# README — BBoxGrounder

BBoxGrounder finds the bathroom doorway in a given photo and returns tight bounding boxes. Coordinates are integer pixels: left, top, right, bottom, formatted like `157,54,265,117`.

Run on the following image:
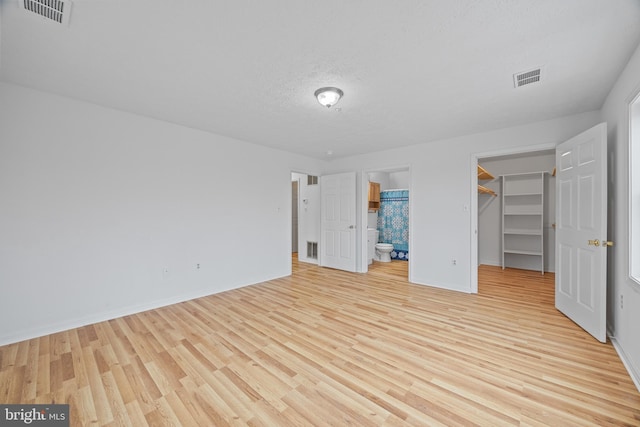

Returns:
361,166,411,280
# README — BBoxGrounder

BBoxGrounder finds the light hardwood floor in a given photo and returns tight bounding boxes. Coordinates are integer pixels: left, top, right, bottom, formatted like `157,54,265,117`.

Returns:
1,259,639,426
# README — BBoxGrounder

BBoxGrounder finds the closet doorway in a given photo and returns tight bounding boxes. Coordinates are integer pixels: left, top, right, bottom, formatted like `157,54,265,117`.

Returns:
474,147,556,293
477,150,556,272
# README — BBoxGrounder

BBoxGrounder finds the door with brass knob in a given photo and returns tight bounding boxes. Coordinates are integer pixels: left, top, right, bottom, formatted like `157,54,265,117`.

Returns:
555,122,608,343
587,239,614,247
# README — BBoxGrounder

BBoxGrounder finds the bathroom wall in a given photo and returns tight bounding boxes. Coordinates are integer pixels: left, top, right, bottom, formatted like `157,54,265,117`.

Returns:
368,172,390,189
389,171,409,189
367,172,387,229
367,170,410,229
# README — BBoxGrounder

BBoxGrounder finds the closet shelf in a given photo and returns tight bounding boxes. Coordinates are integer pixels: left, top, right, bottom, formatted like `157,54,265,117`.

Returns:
504,228,543,235
504,249,543,256
501,172,545,274
477,165,495,180
478,184,497,196
504,192,543,197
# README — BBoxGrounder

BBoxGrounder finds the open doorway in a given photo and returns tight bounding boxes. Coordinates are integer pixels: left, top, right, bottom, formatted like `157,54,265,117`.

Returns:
362,166,411,280
291,172,320,268
477,150,556,272
472,124,609,342
471,144,556,293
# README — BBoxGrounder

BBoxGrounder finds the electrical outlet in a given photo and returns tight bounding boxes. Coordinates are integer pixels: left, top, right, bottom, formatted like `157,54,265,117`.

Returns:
162,267,170,279
452,259,457,265
196,263,200,270
620,294,624,309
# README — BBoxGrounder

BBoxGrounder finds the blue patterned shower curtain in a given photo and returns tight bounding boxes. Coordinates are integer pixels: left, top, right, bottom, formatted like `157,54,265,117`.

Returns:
377,189,409,260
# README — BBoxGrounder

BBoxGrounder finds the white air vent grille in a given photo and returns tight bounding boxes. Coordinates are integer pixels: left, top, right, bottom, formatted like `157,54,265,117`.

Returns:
307,242,318,260
514,68,541,88
20,0,72,25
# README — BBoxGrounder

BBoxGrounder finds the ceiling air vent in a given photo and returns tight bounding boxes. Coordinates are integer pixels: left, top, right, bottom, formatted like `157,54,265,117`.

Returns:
513,68,542,88
19,0,72,26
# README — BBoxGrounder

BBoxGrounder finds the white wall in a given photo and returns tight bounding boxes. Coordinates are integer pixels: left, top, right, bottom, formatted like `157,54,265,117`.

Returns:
367,172,390,190
326,111,600,292
389,171,409,189
601,41,640,389
478,153,556,271
0,82,322,345
367,170,410,191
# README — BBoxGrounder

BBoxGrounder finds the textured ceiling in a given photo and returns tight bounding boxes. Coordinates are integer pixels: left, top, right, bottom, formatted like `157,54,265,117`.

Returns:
1,0,640,159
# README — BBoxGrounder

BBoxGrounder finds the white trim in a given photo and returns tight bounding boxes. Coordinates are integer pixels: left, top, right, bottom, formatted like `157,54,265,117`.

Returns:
470,156,478,293
628,90,640,287
0,276,280,346
611,336,640,393
360,171,369,273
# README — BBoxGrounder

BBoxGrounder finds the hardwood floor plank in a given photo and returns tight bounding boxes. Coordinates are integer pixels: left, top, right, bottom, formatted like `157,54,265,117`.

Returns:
121,361,157,415
75,385,99,426
100,371,130,427
82,346,113,423
280,386,344,427
122,401,147,427
1,259,639,425
195,384,239,426
110,364,136,406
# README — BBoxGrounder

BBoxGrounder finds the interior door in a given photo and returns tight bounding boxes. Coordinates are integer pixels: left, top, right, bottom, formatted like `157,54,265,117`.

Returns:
555,123,608,342
320,172,357,272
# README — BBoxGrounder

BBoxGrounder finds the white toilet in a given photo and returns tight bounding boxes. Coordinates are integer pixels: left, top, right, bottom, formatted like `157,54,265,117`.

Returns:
375,243,394,262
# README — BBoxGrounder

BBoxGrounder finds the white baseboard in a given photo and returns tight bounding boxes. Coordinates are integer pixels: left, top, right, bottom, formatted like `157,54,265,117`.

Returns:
610,336,640,393
478,259,501,267
0,275,284,347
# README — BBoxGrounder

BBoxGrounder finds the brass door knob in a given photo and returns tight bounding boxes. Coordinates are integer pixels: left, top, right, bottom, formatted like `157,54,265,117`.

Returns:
588,239,600,247
603,241,614,247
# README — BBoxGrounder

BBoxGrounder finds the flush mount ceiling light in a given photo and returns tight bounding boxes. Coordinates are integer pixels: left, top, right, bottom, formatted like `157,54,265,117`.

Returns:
314,87,344,108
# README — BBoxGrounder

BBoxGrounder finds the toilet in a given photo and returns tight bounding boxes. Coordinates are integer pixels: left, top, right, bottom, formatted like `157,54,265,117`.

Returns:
375,243,394,262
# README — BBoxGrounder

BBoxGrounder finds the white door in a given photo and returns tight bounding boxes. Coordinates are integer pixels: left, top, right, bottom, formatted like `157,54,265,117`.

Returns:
320,172,357,272
555,123,608,342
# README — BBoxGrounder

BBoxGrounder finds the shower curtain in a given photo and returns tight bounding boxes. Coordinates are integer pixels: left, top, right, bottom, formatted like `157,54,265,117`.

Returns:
377,189,409,260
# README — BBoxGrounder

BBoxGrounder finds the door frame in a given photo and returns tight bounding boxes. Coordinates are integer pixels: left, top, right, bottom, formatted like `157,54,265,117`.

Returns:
360,165,412,277
470,143,556,293
290,170,321,271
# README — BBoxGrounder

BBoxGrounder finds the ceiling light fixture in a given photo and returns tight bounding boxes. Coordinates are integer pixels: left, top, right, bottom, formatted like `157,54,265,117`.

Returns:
314,87,344,108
